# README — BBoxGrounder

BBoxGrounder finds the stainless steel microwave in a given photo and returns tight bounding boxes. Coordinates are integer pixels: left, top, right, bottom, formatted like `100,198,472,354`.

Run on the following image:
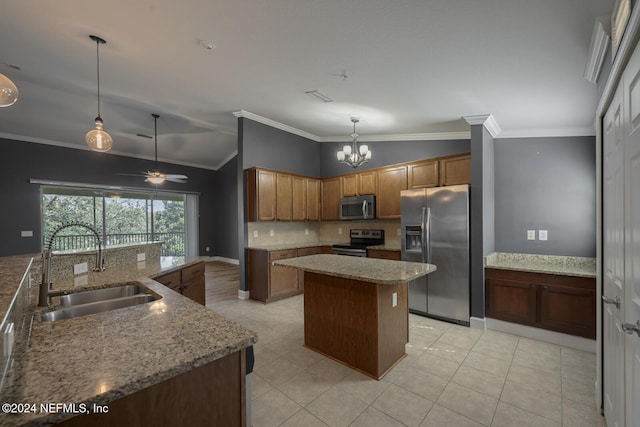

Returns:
339,195,376,220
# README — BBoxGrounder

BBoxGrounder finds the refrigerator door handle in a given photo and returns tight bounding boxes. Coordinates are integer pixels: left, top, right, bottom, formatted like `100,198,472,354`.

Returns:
425,207,432,263
362,200,368,219
421,207,428,263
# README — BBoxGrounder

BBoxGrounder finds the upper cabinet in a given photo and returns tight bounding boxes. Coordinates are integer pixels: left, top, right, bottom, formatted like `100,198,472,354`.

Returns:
341,174,358,197
376,165,407,219
306,178,320,221
276,173,292,221
439,154,471,186
246,168,276,221
292,176,320,221
341,171,377,196
408,159,439,189
321,177,341,221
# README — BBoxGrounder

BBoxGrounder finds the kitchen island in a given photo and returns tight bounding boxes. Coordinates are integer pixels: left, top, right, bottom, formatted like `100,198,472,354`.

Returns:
274,254,435,379
0,255,257,427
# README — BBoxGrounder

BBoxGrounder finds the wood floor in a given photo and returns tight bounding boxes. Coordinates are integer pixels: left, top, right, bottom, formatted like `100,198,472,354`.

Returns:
205,261,239,304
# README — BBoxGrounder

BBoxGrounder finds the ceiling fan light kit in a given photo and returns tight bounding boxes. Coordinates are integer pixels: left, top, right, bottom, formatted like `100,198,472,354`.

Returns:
0,73,19,107
85,35,113,152
337,117,372,169
143,113,188,185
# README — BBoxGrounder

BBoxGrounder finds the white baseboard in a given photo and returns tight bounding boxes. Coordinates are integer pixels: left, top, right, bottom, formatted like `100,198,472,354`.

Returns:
469,317,487,331
486,318,597,353
207,256,239,265
238,290,250,300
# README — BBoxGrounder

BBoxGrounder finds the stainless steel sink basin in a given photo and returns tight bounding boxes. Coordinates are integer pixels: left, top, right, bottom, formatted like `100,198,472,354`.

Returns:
59,283,148,306
41,294,160,322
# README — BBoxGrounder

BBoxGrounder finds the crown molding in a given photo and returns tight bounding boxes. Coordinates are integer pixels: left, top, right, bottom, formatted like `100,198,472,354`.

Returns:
318,131,470,143
213,150,238,170
584,17,611,83
496,127,596,139
463,114,502,137
233,110,318,141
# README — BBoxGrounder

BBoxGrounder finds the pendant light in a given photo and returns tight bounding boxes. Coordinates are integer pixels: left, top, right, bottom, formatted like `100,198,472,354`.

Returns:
0,73,19,107
85,35,113,152
336,117,371,169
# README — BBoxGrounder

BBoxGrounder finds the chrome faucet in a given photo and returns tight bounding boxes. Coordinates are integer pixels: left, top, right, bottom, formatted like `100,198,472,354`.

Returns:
40,223,105,307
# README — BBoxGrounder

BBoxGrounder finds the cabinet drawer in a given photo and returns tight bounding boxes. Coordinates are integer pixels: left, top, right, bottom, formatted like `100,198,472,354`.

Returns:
368,249,401,260
269,249,298,261
182,262,205,282
297,247,321,257
155,271,181,288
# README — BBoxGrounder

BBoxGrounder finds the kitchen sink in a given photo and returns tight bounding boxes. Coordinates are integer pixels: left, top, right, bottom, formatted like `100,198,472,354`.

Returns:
41,283,161,322
59,283,148,306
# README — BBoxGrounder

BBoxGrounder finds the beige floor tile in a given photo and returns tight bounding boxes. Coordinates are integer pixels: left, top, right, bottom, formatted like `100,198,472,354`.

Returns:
491,401,559,427
251,388,302,427
255,356,305,386
562,362,597,387
282,345,325,368
506,362,561,396
517,337,561,359
373,384,433,427
562,399,606,427
413,352,461,380
305,357,353,384
251,373,273,400
562,376,596,406
462,350,511,378
279,409,328,427
394,366,449,401
451,365,505,399
424,340,470,363
435,326,482,349
420,403,483,427
471,337,516,362
305,387,368,427
512,348,561,376
500,381,562,422
350,406,406,427
336,370,391,404
437,382,498,425
278,371,333,406
253,347,282,371
408,333,439,351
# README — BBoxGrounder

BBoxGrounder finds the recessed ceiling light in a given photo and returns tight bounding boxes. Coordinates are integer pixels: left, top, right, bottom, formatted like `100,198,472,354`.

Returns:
199,40,216,50
305,90,333,103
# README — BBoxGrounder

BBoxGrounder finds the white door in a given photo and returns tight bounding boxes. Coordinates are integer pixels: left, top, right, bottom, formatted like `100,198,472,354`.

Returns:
622,41,640,427
603,83,626,427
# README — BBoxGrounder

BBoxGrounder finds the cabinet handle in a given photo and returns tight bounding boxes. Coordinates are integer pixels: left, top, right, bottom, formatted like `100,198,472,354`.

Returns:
602,295,621,309
543,285,547,290
530,284,535,288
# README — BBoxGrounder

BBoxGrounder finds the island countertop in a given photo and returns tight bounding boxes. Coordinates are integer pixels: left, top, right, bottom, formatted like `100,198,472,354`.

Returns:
0,256,257,426
274,254,436,285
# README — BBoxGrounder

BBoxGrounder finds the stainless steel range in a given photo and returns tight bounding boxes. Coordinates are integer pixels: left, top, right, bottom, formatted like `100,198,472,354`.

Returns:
331,229,385,257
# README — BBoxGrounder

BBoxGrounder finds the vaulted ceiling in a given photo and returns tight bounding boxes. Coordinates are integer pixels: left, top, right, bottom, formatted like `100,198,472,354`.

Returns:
0,0,613,170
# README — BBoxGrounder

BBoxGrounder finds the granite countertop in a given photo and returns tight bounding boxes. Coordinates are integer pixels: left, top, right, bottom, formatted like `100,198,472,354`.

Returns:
485,252,597,278
274,254,436,285
0,254,37,322
247,241,346,251
0,256,257,426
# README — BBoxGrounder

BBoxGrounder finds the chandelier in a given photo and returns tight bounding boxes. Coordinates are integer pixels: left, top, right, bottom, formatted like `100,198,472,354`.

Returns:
336,117,371,168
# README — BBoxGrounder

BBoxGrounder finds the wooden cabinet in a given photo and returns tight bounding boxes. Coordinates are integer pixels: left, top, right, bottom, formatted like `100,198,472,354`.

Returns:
154,262,206,306
439,154,471,186
296,246,322,290
248,248,303,303
408,159,439,189
246,168,276,221
321,177,341,221
367,249,401,261
485,268,595,339
376,166,407,219
276,173,292,220
292,176,306,221
341,171,376,196
341,174,359,197
269,249,299,298
306,179,320,221
358,170,377,194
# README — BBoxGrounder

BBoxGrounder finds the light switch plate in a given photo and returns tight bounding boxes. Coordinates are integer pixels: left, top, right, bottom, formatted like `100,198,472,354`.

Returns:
269,229,275,237
392,292,398,307
305,228,309,235
253,230,259,238
527,230,536,240
137,252,146,262
20,230,33,237
539,230,548,241
73,262,88,275
338,227,343,235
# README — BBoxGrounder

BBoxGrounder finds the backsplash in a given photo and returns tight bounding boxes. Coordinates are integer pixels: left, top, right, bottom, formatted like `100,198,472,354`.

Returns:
247,221,401,246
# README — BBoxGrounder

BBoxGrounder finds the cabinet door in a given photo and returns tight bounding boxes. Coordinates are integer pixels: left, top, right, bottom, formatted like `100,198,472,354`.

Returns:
341,175,359,197
269,250,299,296
485,278,537,325
321,177,341,220
367,249,401,260
292,176,306,221
408,159,439,189
439,154,471,186
306,179,320,221
155,271,181,290
276,173,292,221
376,166,407,219
181,275,206,305
358,171,377,195
296,247,321,290
247,249,269,302
540,285,596,339
246,169,277,221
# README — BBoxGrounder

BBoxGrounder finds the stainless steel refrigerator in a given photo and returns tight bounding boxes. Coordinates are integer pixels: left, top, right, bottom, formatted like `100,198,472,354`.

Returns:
401,185,470,325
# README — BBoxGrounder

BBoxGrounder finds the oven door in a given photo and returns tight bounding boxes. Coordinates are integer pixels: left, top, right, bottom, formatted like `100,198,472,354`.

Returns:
331,246,368,257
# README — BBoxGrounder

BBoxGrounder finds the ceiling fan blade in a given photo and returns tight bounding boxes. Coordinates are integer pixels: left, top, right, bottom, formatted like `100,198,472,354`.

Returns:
166,176,188,183
165,174,188,180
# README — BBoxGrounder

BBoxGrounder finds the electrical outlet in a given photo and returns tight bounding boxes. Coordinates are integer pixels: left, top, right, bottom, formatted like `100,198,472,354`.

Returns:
269,229,275,237
137,253,146,262
253,230,259,238
305,229,309,235
20,230,33,237
539,230,548,241
392,292,398,307
338,227,343,235
205,246,210,252
527,230,536,240
137,261,146,270
73,262,88,275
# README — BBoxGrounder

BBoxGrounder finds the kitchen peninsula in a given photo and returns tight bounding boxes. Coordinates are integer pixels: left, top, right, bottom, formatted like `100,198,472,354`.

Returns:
274,254,436,379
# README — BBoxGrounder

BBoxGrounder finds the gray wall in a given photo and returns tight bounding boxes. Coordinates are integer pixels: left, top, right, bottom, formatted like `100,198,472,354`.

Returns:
0,138,217,257
320,139,470,177
494,136,596,257
213,155,239,259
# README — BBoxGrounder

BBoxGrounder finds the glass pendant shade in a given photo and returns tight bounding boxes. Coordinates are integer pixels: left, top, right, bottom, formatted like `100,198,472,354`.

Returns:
0,73,19,107
337,151,345,161
85,117,113,151
147,172,166,184
359,144,369,156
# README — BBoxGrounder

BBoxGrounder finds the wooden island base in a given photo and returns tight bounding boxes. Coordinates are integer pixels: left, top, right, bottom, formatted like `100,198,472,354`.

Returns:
303,272,409,380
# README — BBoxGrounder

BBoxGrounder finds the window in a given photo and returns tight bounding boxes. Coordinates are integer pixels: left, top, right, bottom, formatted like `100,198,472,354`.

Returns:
42,187,187,257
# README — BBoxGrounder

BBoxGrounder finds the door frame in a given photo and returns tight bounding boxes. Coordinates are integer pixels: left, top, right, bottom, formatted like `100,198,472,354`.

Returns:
596,5,640,411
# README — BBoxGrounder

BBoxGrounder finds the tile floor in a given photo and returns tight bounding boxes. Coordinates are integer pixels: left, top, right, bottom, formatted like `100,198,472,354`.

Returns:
209,295,606,427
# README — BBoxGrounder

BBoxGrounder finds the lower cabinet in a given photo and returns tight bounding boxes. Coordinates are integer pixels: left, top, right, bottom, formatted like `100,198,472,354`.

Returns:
485,268,595,339
154,262,206,306
247,247,325,302
367,249,401,260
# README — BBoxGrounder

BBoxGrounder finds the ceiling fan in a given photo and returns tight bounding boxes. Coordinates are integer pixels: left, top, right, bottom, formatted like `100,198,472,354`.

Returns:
130,114,188,185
